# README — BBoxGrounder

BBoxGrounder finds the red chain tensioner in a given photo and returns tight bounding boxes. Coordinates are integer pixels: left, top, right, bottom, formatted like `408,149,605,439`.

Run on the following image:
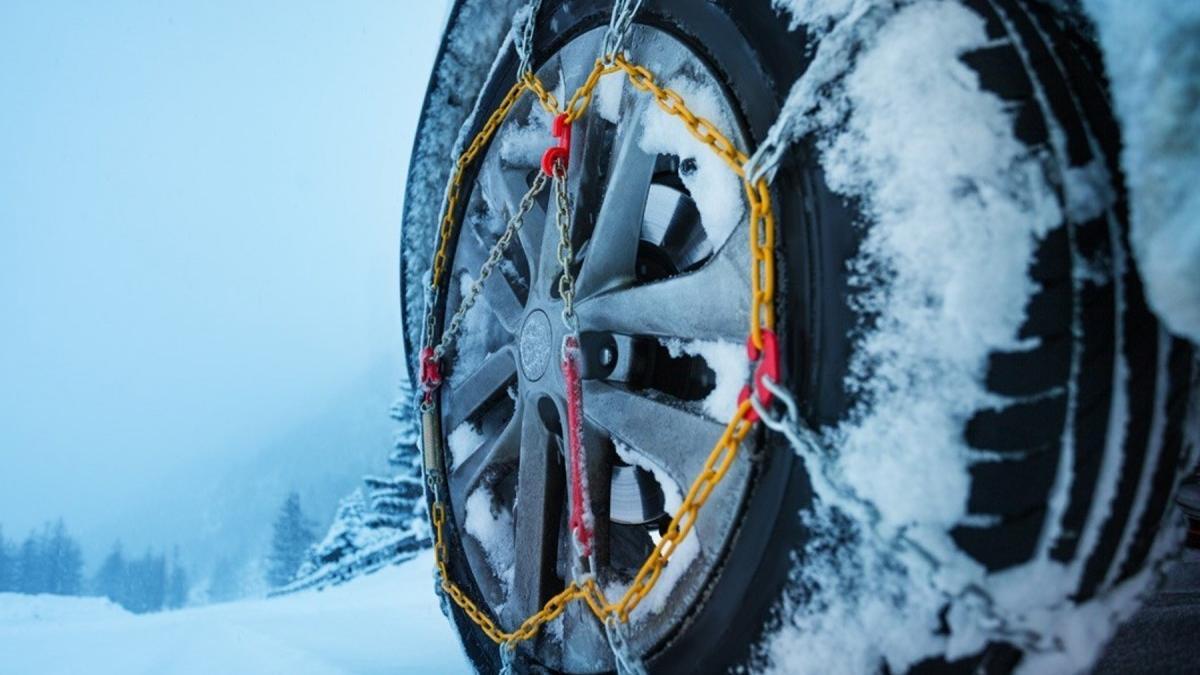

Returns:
561,335,593,557
541,113,571,177
419,346,443,405
738,329,780,423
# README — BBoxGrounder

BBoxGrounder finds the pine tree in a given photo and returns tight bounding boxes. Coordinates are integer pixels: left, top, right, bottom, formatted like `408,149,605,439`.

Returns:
208,557,240,603
15,531,45,594
43,520,83,595
0,525,12,593
166,548,189,610
266,492,317,588
279,377,432,594
94,542,128,607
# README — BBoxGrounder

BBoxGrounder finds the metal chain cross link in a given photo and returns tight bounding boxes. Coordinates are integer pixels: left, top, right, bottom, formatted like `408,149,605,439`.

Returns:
433,170,549,363
498,641,518,675
604,616,648,675
600,0,644,63
513,0,543,81
552,165,578,332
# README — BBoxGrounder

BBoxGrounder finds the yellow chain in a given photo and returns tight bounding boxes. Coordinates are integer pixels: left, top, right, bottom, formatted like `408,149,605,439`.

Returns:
423,53,778,646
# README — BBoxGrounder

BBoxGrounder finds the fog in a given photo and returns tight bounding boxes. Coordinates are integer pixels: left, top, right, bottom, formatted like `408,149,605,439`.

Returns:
0,0,450,571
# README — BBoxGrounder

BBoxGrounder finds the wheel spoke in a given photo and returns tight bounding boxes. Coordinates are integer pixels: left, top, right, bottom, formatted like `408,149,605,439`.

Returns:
582,380,746,556
582,381,718,490
481,162,547,289
449,409,521,523
565,98,613,292
455,225,524,333
507,404,565,625
575,229,748,341
445,347,517,431
575,93,656,299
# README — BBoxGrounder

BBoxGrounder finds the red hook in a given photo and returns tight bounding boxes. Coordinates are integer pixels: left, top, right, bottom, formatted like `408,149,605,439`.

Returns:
419,346,443,403
738,330,780,423
541,113,571,177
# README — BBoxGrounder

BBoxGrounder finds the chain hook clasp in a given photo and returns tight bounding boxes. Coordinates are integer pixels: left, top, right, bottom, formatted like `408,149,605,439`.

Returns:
419,346,443,406
738,329,780,423
541,113,572,177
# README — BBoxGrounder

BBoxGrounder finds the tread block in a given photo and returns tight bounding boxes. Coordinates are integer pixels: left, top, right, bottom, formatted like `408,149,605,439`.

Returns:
967,448,1061,517
1012,98,1050,147
1018,281,1073,340
986,336,1070,397
1027,224,1070,284
965,394,1067,453
960,44,1036,101
952,509,1044,571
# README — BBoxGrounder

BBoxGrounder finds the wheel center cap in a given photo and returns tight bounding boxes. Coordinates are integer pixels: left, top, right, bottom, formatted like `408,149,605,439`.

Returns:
519,309,553,381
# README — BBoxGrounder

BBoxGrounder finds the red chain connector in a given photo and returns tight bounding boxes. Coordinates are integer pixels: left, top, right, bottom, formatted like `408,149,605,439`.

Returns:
561,335,593,557
541,113,572,177
420,346,443,403
738,329,780,423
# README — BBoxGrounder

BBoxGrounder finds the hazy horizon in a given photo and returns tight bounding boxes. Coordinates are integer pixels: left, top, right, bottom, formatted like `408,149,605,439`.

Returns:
0,0,450,574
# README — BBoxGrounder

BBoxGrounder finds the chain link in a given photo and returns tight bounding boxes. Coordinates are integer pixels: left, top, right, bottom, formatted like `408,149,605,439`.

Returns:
433,170,547,362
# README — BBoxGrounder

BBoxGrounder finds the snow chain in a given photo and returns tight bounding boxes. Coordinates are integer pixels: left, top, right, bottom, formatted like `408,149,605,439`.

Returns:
419,0,780,665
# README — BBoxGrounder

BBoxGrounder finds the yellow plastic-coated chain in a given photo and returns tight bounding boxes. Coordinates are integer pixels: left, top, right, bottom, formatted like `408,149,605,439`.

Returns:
522,71,561,116
422,53,779,648
564,59,621,124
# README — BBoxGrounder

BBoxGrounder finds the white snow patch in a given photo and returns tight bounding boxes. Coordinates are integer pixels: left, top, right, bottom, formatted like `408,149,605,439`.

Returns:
772,0,864,36
1062,158,1116,224
464,485,515,593
1081,0,1200,344
447,420,485,472
499,109,551,169
637,74,745,250
826,0,1059,536
754,2,1067,672
447,270,508,389
0,551,470,674
0,594,133,625
594,70,625,124
660,337,748,421
611,439,698,619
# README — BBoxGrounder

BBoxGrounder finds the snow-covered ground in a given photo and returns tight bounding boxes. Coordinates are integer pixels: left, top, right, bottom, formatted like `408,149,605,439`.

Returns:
0,551,470,675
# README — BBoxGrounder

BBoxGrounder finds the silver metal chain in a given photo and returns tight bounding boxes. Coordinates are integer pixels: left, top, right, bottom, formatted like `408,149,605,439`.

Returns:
552,166,579,332
746,377,1061,656
601,0,644,63
604,616,648,675
433,171,549,362
513,0,543,81
499,640,517,675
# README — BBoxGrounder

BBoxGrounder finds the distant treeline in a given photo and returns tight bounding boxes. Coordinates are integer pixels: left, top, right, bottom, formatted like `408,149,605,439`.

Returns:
0,520,189,613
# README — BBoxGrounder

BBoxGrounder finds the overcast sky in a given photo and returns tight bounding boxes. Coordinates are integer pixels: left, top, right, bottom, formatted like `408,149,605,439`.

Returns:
0,0,450,565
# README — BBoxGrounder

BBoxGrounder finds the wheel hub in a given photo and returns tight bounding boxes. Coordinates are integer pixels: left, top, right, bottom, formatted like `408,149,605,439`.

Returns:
519,309,554,381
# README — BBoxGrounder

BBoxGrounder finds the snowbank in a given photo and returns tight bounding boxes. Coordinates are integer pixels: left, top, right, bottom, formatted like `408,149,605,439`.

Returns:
0,551,470,675
0,593,132,625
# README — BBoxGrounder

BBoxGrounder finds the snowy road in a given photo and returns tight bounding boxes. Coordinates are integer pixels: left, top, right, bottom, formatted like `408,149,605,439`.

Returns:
0,551,471,675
